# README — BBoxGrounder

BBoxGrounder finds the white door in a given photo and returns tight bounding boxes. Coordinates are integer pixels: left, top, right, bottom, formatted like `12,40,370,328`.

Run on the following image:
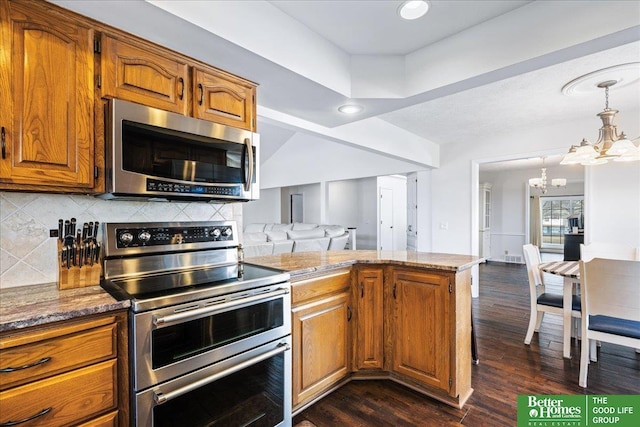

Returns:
406,173,417,251
379,187,394,250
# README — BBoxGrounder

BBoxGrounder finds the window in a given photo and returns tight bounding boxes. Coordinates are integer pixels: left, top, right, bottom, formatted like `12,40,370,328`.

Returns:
540,196,583,248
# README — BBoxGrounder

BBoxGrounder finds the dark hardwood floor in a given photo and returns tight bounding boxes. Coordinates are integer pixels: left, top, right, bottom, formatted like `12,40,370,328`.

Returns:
293,260,640,426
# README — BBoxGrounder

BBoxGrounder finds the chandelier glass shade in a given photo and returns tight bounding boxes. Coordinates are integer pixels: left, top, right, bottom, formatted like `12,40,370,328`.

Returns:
561,80,640,166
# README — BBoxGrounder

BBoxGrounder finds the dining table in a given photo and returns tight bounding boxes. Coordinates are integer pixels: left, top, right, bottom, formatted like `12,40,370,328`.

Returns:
538,260,580,359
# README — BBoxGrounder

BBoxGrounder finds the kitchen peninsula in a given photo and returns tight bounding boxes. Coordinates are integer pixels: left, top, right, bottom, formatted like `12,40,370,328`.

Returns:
246,250,483,413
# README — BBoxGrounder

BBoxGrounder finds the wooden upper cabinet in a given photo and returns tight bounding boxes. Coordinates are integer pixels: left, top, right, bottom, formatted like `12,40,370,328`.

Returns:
193,67,256,131
100,35,189,115
0,0,94,189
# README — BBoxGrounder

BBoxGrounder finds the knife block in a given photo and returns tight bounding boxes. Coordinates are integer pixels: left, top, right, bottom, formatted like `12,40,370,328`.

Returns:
57,242,102,290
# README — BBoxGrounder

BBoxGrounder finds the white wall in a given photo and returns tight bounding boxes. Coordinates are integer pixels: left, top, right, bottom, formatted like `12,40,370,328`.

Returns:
586,161,640,246
280,184,322,224
241,187,281,228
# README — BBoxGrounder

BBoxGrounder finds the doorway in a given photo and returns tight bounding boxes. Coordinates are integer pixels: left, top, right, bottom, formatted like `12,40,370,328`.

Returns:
290,194,303,223
379,187,394,250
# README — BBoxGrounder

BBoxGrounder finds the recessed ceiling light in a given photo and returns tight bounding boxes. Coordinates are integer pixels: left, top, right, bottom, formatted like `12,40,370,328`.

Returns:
338,104,363,114
398,0,430,20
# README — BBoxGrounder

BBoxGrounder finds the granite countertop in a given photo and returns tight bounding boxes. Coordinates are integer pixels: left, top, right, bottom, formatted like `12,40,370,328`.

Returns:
1,251,482,333
245,250,484,280
0,282,130,333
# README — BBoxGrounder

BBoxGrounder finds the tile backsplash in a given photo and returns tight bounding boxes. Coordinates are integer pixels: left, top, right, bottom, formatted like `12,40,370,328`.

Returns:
0,192,243,289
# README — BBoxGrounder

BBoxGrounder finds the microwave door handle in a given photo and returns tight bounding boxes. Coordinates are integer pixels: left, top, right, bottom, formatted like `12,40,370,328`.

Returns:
243,137,253,192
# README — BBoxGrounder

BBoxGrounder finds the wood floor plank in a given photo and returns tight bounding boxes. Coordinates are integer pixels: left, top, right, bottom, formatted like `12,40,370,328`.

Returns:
294,261,640,426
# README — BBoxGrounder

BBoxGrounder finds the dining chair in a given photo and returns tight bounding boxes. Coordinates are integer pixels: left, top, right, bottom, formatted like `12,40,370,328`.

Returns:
523,244,581,345
578,258,640,388
580,242,639,261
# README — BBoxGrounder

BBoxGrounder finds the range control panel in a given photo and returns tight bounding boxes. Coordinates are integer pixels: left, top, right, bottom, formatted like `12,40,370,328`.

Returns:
102,222,238,258
115,225,233,248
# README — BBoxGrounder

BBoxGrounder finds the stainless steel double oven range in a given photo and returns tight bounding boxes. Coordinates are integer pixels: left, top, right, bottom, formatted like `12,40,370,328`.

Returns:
100,221,291,427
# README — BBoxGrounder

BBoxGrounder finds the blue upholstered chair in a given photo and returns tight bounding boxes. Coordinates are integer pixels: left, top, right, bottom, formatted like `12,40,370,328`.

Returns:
523,244,581,345
578,258,640,387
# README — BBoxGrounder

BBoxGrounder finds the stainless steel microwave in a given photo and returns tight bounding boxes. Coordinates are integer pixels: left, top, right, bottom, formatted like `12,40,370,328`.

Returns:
99,99,259,202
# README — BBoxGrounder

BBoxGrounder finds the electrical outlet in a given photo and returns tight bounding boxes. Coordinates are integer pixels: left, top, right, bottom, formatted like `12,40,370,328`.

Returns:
504,250,508,255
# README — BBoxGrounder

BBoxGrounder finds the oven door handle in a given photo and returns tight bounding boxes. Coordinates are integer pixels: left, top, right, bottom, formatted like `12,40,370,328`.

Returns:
153,341,290,405
152,287,289,326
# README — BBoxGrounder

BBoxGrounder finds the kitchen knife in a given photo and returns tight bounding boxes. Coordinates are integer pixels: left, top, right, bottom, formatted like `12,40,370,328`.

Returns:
82,223,88,241
93,221,100,240
70,218,76,236
58,219,64,242
88,221,94,239
61,246,67,266
64,220,70,237
66,245,71,269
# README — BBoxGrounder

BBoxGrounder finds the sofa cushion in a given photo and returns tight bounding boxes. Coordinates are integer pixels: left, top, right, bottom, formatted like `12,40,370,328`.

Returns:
271,223,293,232
292,223,318,231
323,225,345,238
265,231,288,241
287,228,325,240
244,232,268,243
244,223,266,233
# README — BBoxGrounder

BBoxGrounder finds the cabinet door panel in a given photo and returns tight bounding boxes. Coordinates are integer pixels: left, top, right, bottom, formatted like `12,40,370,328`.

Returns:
292,291,350,407
392,270,450,391
193,67,256,131
101,35,189,115
355,267,384,370
0,1,94,188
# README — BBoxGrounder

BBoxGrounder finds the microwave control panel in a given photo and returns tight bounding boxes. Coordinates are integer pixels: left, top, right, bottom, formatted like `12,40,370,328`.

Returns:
147,179,242,197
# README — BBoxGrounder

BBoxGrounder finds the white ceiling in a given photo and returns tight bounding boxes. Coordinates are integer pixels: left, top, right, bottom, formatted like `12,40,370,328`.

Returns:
54,0,640,172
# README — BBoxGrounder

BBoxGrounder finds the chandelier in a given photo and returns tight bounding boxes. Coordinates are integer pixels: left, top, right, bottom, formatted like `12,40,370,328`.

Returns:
561,80,640,165
529,164,566,195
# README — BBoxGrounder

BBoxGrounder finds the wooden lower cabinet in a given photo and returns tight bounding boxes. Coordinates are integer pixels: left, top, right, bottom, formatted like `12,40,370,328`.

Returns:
389,268,451,391
354,266,384,370
0,311,128,426
291,270,352,411
291,264,473,412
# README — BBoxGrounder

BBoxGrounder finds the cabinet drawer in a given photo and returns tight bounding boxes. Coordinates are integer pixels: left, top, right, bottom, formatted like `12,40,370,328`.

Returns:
292,269,351,306
0,359,117,427
0,323,117,390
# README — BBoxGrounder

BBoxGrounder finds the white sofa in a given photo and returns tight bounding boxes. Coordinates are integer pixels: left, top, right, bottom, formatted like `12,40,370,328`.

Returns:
242,223,350,258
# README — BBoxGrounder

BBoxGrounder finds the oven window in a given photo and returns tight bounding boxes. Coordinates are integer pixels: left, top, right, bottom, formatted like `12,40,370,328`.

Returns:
153,351,284,427
152,299,283,368
121,120,256,184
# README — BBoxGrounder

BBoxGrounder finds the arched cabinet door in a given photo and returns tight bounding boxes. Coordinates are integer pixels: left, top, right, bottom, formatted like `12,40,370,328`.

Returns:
193,67,256,132
0,0,94,190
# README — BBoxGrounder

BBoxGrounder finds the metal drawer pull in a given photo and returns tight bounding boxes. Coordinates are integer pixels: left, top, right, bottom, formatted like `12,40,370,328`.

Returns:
0,357,51,373
0,407,52,426
1,126,5,159
153,342,290,404
153,288,289,326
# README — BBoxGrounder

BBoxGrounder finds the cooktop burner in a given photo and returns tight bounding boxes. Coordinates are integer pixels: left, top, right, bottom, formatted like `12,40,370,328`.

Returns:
101,263,288,312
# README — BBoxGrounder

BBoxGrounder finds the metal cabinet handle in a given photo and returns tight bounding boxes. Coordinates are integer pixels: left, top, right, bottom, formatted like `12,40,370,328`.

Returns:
243,138,253,192
347,305,352,321
360,283,364,298
0,357,51,373
393,284,397,299
153,288,288,326
198,83,204,105
0,407,52,426
178,77,184,100
1,127,5,159
153,342,290,404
